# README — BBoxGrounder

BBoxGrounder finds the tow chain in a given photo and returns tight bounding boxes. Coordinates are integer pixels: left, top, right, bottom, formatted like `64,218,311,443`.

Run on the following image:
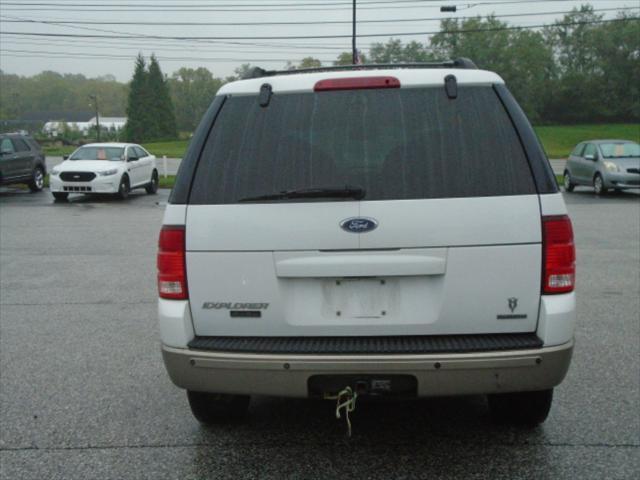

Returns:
324,386,358,437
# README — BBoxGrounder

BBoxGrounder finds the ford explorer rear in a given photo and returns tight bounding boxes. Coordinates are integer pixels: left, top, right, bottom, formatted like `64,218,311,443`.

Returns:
157,59,576,427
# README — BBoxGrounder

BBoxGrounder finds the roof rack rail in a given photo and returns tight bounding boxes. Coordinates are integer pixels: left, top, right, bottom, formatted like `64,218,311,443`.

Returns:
242,58,477,79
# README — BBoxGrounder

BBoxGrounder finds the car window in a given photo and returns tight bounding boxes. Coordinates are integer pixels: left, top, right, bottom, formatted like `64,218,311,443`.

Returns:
599,142,640,158
1,138,15,154
190,86,536,204
125,147,137,159
571,144,585,157
11,138,31,152
134,146,147,158
583,144,597,158
70,146,124,161
26,138,41,151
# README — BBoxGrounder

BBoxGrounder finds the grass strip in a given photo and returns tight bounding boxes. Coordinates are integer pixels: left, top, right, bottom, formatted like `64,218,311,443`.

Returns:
41,124,639,159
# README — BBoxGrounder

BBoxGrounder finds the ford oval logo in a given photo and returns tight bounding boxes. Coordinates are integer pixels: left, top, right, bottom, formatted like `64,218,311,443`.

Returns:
340,217,378,233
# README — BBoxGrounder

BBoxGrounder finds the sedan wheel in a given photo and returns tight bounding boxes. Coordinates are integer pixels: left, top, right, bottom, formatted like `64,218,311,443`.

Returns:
563,171,575,192
118,175,130,200
52,192,68,201
593,174,607,195
145,170,159,194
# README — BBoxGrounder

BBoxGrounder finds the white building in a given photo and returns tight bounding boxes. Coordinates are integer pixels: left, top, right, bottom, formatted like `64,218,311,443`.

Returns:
43,116,127,137
99,117,127,131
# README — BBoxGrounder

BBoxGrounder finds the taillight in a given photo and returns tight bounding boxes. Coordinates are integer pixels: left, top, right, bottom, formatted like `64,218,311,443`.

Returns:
314,76,400,92
542,215,575,294
157,225,188,300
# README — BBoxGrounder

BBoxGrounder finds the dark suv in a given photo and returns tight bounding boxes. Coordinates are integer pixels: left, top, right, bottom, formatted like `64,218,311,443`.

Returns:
0,132,47,191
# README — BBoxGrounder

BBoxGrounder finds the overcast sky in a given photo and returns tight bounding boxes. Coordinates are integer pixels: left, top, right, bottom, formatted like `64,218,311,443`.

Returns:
0,0,637,82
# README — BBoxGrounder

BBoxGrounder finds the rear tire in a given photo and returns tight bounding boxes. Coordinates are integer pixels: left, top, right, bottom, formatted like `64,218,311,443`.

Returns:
117,175,130,200
563,171,575,192
593,174,607,195
28,166,45,192
145,170,158,194
52,192,68,201
187,391,250,425
488,389,553,426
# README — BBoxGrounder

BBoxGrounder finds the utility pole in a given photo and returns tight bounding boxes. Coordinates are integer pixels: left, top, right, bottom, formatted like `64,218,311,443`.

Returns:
89,94,100,141
352,0,357,64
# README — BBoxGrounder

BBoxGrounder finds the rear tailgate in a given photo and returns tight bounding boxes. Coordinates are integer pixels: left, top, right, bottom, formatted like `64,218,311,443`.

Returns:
187,195,541,336
184,71,543,337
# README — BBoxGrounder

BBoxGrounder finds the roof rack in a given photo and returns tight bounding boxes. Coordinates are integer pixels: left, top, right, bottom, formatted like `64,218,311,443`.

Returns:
242,58,477,79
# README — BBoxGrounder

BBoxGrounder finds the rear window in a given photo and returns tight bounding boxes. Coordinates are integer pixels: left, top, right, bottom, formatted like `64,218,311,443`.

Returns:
189,86,535,204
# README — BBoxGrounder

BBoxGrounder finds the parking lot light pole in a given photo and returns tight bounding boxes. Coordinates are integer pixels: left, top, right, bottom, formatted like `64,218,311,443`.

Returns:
89,94,100,141
352,0,357,64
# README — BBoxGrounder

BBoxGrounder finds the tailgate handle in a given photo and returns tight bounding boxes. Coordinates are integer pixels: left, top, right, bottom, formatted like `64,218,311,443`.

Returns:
276,255,446,278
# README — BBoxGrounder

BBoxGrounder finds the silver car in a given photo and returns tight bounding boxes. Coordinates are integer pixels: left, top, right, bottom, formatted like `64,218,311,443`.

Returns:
564,140,640,195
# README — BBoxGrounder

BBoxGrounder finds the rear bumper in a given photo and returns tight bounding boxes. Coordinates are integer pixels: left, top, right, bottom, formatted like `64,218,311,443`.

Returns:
161,340,573,398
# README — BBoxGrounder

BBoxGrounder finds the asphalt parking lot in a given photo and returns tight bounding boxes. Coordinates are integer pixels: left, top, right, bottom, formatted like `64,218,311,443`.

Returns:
0,187,638,479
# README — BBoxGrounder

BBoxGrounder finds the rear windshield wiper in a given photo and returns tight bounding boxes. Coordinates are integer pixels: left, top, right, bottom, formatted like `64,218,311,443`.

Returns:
238,185,366,202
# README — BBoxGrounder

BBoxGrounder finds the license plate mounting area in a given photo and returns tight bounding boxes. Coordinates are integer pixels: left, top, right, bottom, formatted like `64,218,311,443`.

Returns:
324,278,394,319
308,374,417,398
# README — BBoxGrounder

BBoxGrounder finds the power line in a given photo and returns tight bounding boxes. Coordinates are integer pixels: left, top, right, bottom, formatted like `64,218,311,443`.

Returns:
0,0,492,6
2,17,637,41
0,15,360,49
0,0,616,12
0,0,436,5
2,4,634,50
0,34,363,49
0,48,337,62
0,6,635,26
0,36,367,53
2,37,361,55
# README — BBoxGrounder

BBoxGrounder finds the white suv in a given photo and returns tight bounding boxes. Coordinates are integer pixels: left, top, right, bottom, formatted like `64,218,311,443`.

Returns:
157,60,576,427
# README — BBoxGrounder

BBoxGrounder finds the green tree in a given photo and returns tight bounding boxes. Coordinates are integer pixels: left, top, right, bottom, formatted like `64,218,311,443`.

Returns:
370,39,432,63
287,57,323,70
543,7,605,122
544,7,640,122
594,12,640,120
333,51,368,65
0,70,127,125
230,63,256,81
147,55,177,140
124,54,150,142
169,67,224,132
430,17,554,122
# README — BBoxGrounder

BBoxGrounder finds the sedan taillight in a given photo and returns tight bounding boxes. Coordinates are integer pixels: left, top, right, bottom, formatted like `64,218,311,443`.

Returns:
157,225,188,300
542,215,575,294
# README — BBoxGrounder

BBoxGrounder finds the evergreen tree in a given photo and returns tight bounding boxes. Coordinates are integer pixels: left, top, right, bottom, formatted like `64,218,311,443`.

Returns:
147,55,177,140
124,54,149,142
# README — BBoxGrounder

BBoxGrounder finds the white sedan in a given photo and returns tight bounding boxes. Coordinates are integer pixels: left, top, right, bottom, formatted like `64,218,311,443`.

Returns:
49,143,159,201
